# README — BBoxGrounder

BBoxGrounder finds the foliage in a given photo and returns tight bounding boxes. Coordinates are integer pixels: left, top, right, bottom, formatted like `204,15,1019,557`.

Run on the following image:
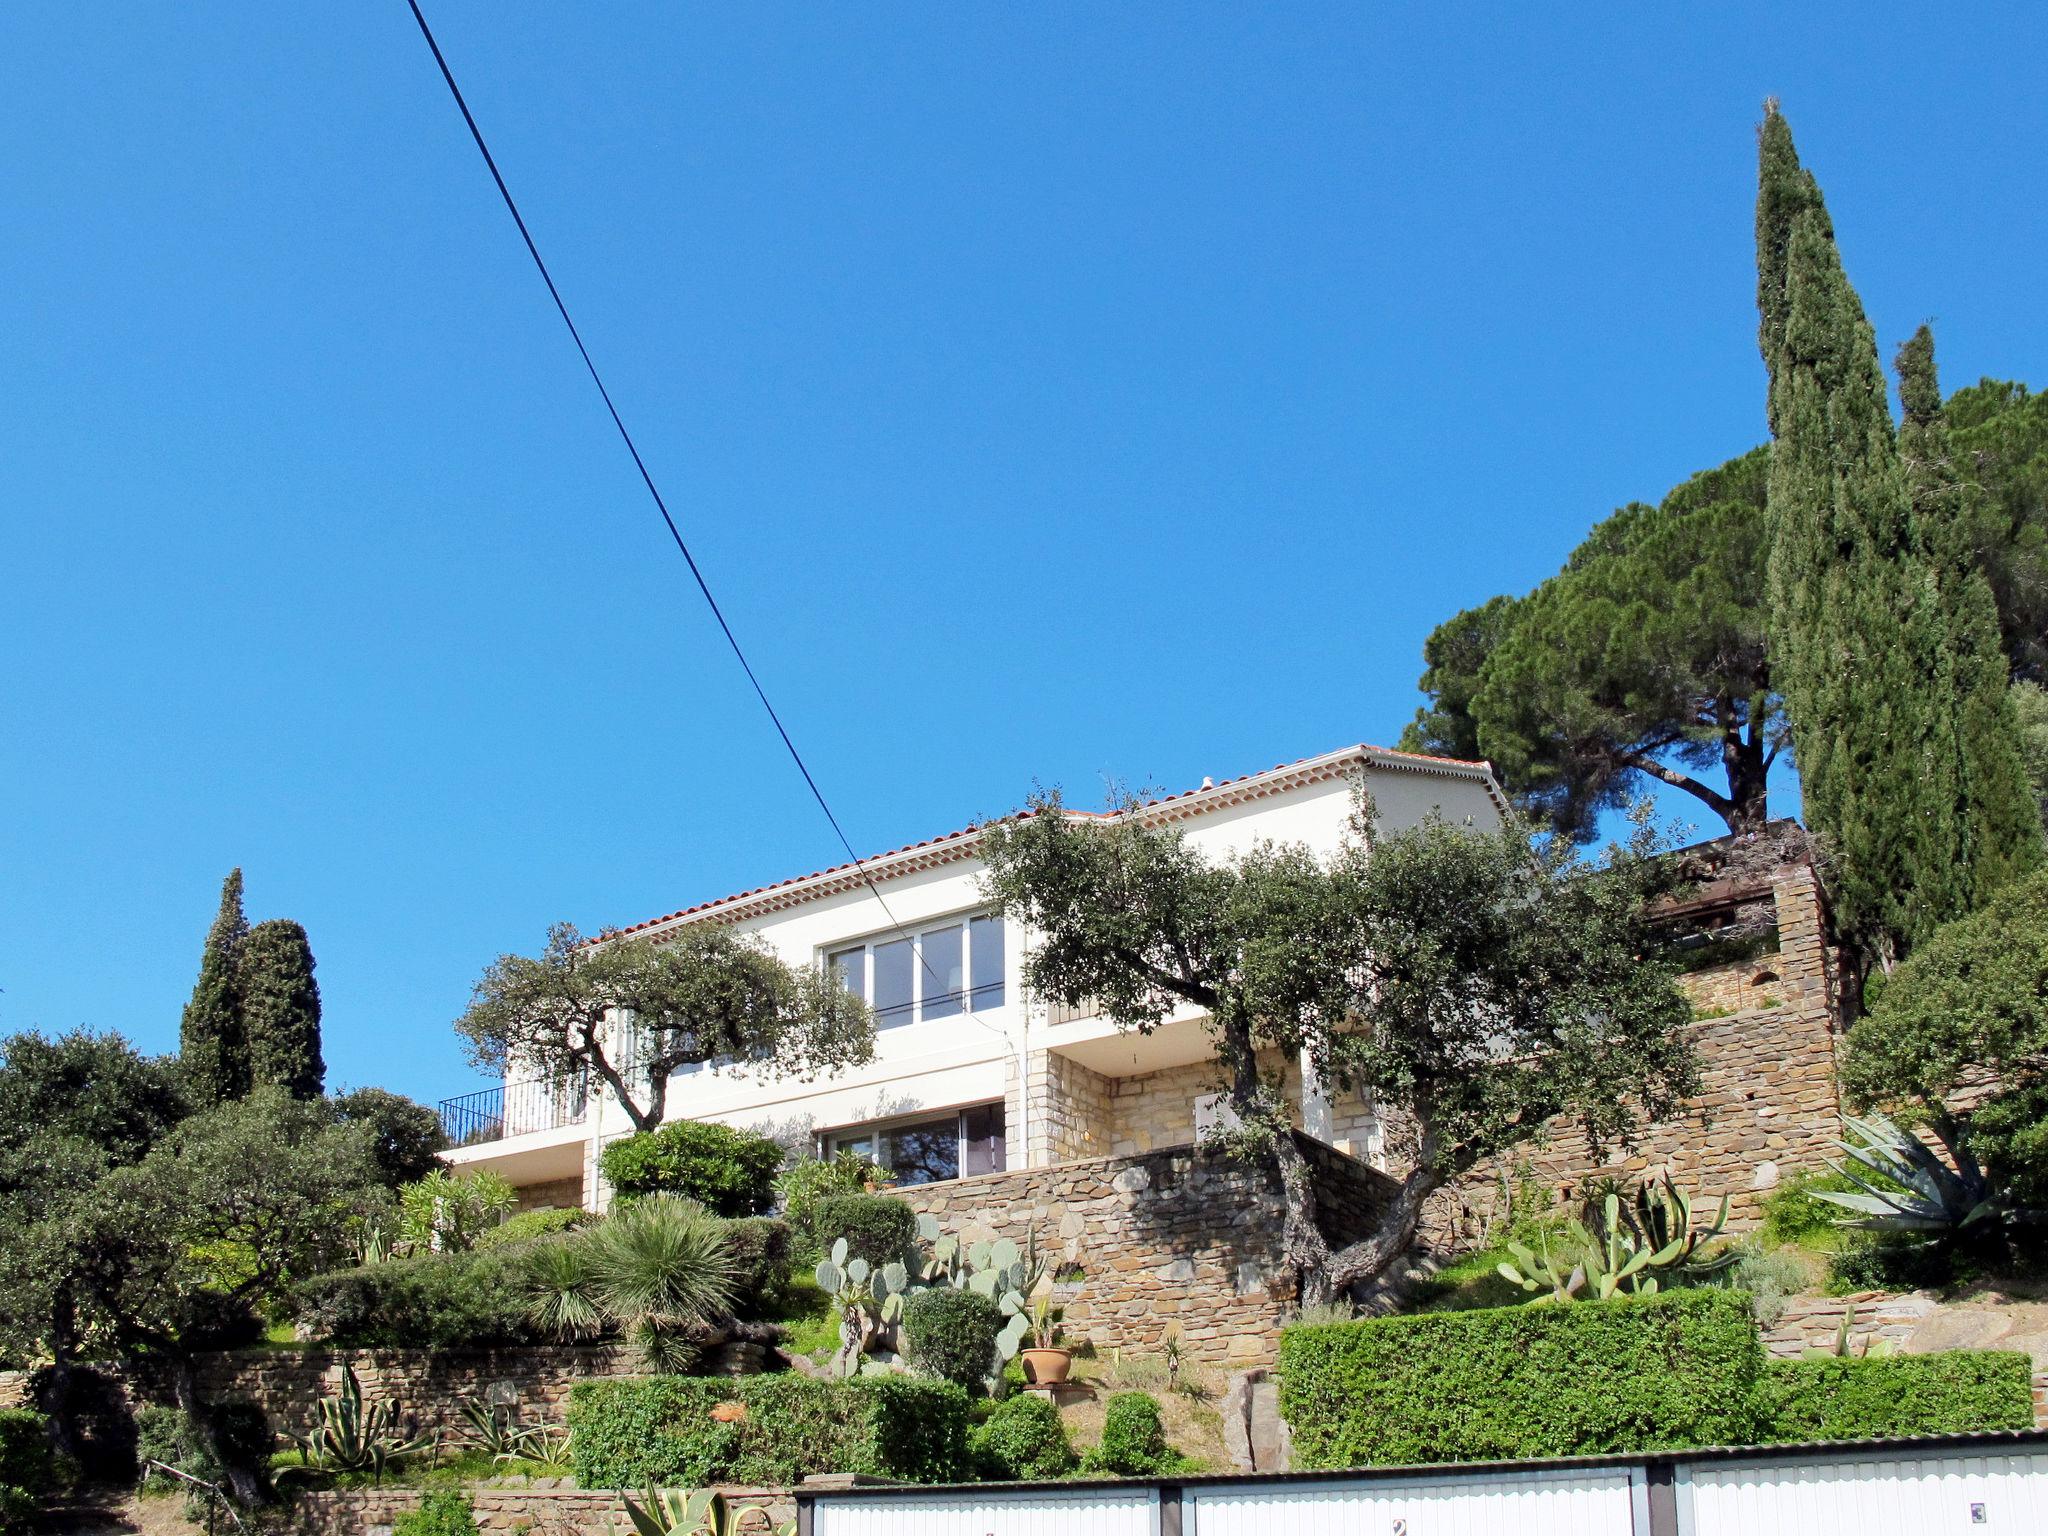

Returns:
1825,1234,1978,1294
330,1088,449,1191
1279,1290,1763,1467
474,1206,586,1251
297,1247,540,1349
776,1151,883,1265
1403,448,1780,842
1715,1243,1809,1330
1755,1352,2033,1442
983,791,1696,1302
519,1236,606,1344
0,1029,187,1166
454,922,875,1134
1080,1393,1192,1476
903,1286,1003,1392
815,1194,917,1269
581,1197,740,1372
719,1218,793,1308
1761,1170,1873,1249
396,1168,517,1255
241,918,325,1099
567,1375,971,1488
1497,1177,1731,1301
913,1217,1039,1363
282,1365,432,1484
392,1489,479,1536
814,1238,910,1378
2015,681,2048,835
180,870,251,1108
1758,106,2039,968
138,1402,271,1516
602,1120,786,1217
619,1485,794,1536
970,1391,1076,1481
0,1409,51,1534
1812,1111,1999,1234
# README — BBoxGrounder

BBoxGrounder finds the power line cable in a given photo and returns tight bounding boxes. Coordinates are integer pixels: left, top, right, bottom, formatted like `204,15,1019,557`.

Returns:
402,0,1011,1045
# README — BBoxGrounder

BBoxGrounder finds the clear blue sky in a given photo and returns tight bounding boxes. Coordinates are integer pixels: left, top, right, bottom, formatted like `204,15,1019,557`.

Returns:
3,5,2044,1108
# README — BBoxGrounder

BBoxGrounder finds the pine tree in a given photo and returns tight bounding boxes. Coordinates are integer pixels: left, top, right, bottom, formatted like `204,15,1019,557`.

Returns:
1758,106,1951,965
179,869,250,1107
1894,326,2044,901
241,918,325,1099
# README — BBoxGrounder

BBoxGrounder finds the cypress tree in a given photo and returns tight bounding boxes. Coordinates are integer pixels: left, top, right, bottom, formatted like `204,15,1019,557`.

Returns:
242,918,326,1099
1894,326,2044,900
1758,105,1947,966
179,869,250,1107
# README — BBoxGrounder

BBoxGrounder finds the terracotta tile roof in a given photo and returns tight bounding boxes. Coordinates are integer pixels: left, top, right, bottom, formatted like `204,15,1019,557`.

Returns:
604,742,1499,940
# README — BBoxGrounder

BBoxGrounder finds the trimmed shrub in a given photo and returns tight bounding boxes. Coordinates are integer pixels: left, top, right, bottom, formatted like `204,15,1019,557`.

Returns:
474,1207,586,1250
814,1194,917,1268
970,1392,1075,1481
601,1121,786,1217
1081,1393,1190,1476
568,1374,970,1488
294,1247,539,1348
1278,1290,1764,1467
1757,1352,2034,1442
394,1490,479,1536
0,1409,52,1534
904,1287,1003,1392
777,1152,881,1264
722,1218,794,1311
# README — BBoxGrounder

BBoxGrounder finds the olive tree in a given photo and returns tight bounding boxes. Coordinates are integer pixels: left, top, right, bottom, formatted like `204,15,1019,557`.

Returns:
979,791,1696,1302
455,923,875,1133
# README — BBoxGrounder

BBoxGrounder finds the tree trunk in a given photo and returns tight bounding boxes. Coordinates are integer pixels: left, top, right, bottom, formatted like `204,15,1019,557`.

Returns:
168,1357,273,1510
1722,722,1772,836
1266,1127,1338,1305
1324,1167,1445,1297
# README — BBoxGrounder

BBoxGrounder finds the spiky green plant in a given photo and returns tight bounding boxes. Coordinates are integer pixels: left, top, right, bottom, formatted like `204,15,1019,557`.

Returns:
584,1196,740,1370
1499,1177,1731,1302
1813,1111,2000,1234
911,1216,1043,1361
522,1235,608,1342
814,1236,911,1378
458,1395,521,1457
617,1485,793,1536
284,1365,432,1485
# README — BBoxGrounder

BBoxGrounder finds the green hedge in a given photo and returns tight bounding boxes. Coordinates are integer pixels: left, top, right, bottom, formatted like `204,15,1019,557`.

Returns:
0,1409,51,1535
1279,1290,1764,1467
568,1374,970,1488
294,1248,539,1349
969,1392,1075,1481
904,1287,1003,1392
1757,1352,2035,1442
814,1194,917,1268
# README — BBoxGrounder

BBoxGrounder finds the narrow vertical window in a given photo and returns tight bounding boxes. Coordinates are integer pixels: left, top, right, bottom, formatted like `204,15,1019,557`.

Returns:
828,944,865,998
921,923,964,1019
969,915,1005,1011
872,938,914,1026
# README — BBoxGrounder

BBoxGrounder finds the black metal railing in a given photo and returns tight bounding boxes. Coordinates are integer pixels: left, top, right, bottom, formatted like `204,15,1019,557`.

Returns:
438,1073,588,1147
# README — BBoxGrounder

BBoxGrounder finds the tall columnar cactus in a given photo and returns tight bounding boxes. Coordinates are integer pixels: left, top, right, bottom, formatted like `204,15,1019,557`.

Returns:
814,1238,911,1378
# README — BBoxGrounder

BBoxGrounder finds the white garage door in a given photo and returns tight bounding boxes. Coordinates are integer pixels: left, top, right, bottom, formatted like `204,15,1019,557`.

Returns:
1189,1466,1640,1536
1681,1449,2048,1535
813,1486,1157,1536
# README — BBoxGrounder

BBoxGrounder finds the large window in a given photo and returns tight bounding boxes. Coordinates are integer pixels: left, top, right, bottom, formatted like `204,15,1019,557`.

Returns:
827,1102,1006,1184
828,914,1005,1028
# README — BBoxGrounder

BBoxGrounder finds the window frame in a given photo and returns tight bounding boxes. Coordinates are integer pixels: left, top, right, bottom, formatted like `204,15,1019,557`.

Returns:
824,911,1007,1027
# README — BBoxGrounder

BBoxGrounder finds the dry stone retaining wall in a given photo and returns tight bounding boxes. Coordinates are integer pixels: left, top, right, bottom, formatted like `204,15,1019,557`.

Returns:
293,1483,791,1536
897,1136,1393,1366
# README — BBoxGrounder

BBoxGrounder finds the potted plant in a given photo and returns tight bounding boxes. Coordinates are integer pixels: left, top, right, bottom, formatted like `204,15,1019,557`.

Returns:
1019,1291,1072,1386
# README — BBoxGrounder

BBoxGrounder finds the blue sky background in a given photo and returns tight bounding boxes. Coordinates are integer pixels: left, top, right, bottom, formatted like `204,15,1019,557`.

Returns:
3,4,2044,1108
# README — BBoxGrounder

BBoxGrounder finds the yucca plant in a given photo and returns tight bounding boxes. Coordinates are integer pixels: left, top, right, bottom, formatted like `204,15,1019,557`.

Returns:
1813,1111,2001,1235
584,1195,740,1371
522,1235,608,1342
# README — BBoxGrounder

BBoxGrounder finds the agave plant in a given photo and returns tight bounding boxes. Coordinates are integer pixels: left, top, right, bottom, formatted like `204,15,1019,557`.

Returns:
815,1237,910,1378
1496,1225,1588,1303
618,1485,794,1536
284,1365,433,1485
1499,1177,1732,1303
1812,1111,2000,1235
503,1422,575,1472
458,1395,521,1457
584,1196,741,1371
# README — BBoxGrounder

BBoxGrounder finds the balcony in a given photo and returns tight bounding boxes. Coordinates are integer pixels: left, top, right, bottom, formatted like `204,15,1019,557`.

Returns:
438,1074,588,1148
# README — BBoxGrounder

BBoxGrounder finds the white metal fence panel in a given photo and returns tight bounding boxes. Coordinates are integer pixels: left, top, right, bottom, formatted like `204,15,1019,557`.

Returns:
1188,1466,1639,1536
1680,1448,2048,1535
813,1486,1157,1536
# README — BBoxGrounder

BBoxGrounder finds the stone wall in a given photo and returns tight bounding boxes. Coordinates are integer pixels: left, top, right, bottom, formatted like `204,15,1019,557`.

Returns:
174,1345,640,1440
1027,1050,1115,1164
294,1483,792,1536
514,1174,585,1215
1424,860,1843,1246
897,1137,1394,1366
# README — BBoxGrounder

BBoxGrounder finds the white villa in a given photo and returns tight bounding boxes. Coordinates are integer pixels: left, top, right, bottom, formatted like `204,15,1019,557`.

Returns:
442,742,1506,1213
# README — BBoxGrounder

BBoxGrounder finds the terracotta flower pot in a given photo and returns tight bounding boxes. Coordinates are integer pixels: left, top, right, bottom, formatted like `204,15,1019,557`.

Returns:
1020,1347,1073,1386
